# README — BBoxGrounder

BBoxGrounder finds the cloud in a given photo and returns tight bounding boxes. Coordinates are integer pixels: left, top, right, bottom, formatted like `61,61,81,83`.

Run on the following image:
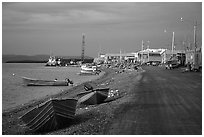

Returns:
3,2,124,28
2,2,202,56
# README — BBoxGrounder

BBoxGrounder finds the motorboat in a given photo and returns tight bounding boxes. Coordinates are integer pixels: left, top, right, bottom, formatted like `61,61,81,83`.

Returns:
79,64,100,75
22,77,73,86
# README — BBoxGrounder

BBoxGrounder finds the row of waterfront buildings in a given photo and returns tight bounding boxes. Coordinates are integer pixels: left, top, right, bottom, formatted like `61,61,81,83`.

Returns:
94,47,202,68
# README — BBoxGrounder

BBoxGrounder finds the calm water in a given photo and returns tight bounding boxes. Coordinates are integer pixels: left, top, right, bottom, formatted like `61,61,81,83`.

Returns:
2,63,101,112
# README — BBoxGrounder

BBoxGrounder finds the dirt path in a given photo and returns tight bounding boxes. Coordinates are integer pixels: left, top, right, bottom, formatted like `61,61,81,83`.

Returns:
106,66,202,135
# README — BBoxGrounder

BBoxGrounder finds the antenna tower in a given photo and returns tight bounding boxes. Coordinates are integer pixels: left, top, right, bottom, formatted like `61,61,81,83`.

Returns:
81,33,85,62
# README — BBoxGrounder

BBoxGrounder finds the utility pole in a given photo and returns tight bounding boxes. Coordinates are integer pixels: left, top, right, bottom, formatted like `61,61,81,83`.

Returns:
141,40,144,63
147,41,150,62
194,20,198,69
142,40,144,51
171,32,175,57
194,21,197,49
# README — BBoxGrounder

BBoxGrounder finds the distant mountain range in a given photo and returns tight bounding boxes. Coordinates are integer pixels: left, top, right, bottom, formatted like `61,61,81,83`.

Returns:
2,55,94,63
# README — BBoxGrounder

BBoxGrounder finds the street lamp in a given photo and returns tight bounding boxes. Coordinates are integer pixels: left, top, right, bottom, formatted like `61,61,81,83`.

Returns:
180,17,197,50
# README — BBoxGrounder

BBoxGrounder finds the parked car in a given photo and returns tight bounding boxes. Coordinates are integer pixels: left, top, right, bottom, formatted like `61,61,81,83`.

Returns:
165,60,180,69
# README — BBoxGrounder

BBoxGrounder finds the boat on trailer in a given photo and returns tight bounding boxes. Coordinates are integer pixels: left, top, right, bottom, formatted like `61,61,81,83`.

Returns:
19,98,78,133
21,77,73,86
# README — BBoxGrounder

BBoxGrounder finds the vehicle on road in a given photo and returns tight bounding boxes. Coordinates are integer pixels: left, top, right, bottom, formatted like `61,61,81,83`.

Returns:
152,61,161,66
165,60,180,69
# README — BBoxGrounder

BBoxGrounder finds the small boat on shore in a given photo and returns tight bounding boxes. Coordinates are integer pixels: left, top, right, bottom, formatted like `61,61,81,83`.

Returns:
22,77,73,86
19,98,78,133
77,88,109,105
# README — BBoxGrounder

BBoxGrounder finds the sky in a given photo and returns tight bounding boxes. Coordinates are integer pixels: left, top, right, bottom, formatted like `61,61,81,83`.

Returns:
2,2,202,57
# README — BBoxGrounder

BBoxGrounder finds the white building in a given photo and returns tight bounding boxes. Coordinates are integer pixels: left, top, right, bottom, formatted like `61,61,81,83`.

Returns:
138,48,166,63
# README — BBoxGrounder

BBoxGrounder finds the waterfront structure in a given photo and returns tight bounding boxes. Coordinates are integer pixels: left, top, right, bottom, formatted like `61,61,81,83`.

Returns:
160,49,185,64
94,52,138,64
104,52,137,64
185,47,202,69
94,47,196,67
138,49,166,64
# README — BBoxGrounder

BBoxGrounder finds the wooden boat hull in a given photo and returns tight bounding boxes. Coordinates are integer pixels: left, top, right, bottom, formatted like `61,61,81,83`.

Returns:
19,98,77,133
22,77,70,86
78,88,109,105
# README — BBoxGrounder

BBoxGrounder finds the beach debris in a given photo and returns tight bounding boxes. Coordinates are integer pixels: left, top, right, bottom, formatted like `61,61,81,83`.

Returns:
108,89,119,98
104,89,120,102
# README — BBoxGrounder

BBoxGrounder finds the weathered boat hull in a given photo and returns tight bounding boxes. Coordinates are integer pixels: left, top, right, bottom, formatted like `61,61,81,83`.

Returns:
19,98,77,133
22,77,70,86
78,88,109,105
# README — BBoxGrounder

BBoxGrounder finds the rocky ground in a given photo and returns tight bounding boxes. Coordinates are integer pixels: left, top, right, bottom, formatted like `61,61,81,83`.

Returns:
2,67,142,135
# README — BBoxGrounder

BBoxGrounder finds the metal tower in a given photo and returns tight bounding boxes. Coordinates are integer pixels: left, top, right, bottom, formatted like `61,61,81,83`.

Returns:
81,33,85,62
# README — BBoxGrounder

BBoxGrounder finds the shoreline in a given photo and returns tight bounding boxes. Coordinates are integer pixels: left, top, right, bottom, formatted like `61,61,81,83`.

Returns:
2,69,106,114
2,67,143,135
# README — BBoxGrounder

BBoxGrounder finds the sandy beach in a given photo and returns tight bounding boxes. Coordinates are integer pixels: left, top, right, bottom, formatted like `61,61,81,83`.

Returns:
2,67,142,135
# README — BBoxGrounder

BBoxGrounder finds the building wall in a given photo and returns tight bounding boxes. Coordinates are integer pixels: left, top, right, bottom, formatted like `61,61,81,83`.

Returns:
186,48,202,68
161,50,185,64
104,53,137,63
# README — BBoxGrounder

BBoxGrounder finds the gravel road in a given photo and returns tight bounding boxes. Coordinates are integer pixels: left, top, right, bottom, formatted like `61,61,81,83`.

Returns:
107,66,202,135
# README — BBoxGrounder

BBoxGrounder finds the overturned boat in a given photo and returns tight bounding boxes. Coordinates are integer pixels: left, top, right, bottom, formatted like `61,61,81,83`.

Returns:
19,98,78,133
77,88,109,105
22,77,73,86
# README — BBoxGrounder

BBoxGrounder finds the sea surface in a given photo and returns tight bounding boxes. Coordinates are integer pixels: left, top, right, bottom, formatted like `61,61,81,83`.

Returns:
2,63,102,112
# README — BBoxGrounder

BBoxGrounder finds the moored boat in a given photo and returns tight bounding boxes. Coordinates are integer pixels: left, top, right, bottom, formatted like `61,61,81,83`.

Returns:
19,98,78,133
79,69,99,75
22,77,73,86
79,64,100,75
45,55,57,66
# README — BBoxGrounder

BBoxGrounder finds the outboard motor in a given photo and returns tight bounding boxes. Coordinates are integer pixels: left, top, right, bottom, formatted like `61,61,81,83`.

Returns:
65,78,73,86
84,83,93,91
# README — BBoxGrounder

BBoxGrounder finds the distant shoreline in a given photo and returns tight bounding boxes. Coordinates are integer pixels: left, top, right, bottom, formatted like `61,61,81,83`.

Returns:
5,61,47,63
3,55,94,63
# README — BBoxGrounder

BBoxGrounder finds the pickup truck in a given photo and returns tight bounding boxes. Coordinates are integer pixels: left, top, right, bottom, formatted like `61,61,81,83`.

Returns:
165,60,180,69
